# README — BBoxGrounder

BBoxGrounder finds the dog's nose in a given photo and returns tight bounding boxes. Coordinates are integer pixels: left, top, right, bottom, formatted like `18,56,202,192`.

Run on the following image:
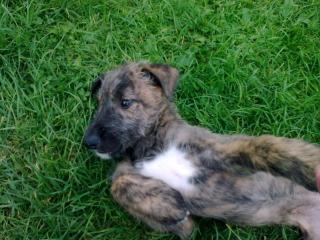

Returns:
84,133,100,149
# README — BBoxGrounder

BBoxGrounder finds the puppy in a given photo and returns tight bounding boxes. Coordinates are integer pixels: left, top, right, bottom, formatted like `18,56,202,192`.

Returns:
84,62,320,239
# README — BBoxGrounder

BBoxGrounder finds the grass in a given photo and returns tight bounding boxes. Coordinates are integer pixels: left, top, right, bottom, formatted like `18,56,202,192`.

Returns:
1,0,320,239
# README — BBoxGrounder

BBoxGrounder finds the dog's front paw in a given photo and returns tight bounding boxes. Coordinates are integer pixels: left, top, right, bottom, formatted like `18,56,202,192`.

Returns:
111,160,134,181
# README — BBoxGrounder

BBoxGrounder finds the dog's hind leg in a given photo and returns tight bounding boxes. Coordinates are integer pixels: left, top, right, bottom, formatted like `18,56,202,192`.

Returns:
187,171,320,240
111,161,194,238
215,135,320,191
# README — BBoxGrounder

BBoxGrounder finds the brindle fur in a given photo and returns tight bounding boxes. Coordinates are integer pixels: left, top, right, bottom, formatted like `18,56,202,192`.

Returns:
84,62,320,239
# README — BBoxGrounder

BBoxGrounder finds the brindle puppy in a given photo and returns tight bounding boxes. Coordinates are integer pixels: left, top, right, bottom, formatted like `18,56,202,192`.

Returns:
84,62,320,239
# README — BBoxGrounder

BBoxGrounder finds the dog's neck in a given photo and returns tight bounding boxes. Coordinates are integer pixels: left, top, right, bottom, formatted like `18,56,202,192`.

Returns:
126,103,183,161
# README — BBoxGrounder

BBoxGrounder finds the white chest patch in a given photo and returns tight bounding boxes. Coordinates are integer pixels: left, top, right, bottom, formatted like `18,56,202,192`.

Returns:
137,146,196,192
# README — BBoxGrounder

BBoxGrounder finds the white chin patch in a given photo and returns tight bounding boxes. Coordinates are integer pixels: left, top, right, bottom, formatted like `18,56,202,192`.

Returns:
95,151,111,160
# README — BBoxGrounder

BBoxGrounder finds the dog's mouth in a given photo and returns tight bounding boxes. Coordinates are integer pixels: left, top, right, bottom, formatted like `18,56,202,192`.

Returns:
95,144,122,160
94,151,112,160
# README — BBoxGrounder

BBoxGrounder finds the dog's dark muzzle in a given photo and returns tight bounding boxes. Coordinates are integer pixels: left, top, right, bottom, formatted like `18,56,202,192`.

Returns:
84,123,122,156
84,131,100,150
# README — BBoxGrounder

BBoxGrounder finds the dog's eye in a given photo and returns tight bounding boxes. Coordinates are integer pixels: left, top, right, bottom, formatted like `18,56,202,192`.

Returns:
121,99,133,109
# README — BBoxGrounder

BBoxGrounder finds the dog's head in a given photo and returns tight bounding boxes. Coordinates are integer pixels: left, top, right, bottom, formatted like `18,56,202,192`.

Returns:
84,62,179,159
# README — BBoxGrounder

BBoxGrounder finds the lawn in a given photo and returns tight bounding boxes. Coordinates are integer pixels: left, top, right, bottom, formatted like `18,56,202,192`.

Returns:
1,0,320,239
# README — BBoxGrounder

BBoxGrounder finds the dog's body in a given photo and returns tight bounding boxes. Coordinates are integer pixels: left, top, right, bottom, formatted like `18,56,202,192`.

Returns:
84,62,320,239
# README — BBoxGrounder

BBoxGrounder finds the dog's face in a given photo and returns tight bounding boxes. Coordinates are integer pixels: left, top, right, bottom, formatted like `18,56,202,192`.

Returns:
84,62,179,159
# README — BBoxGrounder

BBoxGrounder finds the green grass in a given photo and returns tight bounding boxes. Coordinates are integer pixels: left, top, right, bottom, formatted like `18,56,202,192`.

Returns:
1,0,320,239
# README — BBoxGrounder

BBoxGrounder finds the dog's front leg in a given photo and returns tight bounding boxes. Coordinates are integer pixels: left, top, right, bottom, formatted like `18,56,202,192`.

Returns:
187,171,320,240
111,161,194,238
215,135,320,190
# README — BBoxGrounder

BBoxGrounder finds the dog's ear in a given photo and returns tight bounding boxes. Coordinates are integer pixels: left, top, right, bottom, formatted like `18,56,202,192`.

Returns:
141,63,179,100
91,74,103,97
